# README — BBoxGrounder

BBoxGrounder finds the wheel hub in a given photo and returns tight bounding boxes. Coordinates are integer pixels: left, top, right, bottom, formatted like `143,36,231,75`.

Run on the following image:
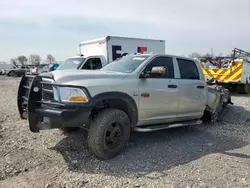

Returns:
105,123,122,149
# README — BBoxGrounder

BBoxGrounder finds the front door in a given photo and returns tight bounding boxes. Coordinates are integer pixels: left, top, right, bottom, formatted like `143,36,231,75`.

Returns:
176,58,207,120
138,56,180,125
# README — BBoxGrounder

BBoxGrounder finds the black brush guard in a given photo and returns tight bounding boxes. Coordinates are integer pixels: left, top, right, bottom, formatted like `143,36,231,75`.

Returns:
17,74,36,120
17,74,92,132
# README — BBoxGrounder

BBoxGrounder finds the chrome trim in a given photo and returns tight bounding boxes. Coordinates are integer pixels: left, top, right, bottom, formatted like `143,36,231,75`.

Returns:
52,86,61,102
42,78,55,83
41,77,55,102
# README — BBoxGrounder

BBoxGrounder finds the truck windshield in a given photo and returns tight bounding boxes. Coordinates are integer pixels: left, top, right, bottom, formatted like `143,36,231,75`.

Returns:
57,57,85,70
101,55,149,73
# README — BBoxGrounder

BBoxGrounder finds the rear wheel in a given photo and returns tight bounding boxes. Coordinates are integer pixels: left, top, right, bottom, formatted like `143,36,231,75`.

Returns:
236,84,250,94
87,109,131,160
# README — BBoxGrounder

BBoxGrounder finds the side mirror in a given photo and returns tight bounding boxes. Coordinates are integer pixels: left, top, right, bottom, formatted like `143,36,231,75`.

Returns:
140,66,168,78
151,66,167,75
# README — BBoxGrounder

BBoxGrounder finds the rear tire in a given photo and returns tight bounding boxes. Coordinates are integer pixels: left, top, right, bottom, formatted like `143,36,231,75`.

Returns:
236,84,250,94
87,109,131,160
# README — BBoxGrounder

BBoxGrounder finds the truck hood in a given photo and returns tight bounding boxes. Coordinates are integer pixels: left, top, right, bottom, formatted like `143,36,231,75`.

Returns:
39,69,128,84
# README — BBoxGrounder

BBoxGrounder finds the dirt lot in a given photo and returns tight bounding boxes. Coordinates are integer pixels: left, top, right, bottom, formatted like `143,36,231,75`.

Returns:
0,76,250,188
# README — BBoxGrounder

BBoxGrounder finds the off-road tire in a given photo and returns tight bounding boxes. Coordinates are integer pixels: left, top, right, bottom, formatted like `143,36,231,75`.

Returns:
87,108,131,160
236,84,250,94
60,127,80,134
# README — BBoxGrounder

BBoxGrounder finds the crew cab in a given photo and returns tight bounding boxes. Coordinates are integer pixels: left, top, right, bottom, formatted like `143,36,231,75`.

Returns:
17,53,231,160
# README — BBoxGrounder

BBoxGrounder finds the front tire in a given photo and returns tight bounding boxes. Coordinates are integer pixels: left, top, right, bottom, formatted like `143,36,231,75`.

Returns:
60,127,80,134
87,109,131,160
8,71,14,77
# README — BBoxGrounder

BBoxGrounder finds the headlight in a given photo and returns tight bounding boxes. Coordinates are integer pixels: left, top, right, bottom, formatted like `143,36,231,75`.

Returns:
54,87,89,103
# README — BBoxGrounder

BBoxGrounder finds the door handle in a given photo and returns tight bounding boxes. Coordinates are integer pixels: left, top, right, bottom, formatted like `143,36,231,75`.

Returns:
197,85,205,89
168,84,178,88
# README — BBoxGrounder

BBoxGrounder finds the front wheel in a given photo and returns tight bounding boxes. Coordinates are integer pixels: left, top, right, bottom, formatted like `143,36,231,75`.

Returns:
8,71,14,77
60,127,80,134
87,109,131,160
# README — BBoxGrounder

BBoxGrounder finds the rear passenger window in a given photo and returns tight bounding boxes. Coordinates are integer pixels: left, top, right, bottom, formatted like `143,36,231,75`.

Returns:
177,58,200,80
144,57,174,79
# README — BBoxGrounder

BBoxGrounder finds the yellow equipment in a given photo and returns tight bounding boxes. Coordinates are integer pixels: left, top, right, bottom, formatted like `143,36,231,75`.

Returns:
200,48,250,94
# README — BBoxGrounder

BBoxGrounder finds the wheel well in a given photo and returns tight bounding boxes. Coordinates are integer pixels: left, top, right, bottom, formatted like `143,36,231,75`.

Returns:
201,106,212,123
90,98,138,126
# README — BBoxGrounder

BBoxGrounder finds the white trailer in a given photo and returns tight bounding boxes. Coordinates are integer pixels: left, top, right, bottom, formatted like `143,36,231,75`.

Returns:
57,36,165,71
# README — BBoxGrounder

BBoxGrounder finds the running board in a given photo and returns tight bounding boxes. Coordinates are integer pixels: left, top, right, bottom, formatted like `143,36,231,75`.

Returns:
134,120,202,132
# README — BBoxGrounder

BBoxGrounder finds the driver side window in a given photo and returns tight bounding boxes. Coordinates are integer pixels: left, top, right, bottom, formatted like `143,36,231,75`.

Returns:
144,57,175,79
82,58,102,70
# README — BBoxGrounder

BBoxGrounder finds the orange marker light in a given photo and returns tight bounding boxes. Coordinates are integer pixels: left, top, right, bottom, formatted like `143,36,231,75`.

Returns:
68,96,88,102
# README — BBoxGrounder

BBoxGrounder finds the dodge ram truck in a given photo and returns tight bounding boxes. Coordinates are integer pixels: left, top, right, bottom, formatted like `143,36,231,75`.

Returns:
17,53,232,160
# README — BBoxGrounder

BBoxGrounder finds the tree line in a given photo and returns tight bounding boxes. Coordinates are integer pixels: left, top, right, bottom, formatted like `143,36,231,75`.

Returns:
187,52,232,58
187,51,249,59
11,54,56,67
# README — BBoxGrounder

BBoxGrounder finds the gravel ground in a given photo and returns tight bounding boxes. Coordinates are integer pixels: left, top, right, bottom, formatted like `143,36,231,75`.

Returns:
0,76,250,188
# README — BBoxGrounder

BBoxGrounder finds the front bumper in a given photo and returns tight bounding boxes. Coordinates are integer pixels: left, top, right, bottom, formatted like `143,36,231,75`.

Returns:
17,75,92,132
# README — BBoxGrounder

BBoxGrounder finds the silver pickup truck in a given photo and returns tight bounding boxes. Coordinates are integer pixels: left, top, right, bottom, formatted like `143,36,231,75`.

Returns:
17,53,232,160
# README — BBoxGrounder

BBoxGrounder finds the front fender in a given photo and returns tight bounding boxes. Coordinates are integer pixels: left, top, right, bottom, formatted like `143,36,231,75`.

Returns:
92,92,138,125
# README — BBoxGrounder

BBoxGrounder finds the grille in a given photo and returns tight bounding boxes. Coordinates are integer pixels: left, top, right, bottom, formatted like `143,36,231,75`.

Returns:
41,78,54,102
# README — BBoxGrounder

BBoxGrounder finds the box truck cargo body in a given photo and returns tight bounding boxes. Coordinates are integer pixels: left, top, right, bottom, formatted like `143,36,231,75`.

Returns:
79,35,165,62
57,36,165,71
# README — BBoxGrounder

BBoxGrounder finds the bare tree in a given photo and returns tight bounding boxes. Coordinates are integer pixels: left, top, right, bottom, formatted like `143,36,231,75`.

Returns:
188,52,201,58
10,58,18,67
17,56,28,66
179,54,187,57
226,53,233,58
29,54,41,65
218,52,224,57
203,53,212,57
46,54,55,64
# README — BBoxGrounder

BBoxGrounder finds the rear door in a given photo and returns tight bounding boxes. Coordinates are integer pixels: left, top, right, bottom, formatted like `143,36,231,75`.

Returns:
176,58,207,119
138,56,180,125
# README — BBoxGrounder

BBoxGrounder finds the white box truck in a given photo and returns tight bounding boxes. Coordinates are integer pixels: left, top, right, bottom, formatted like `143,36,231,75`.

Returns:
57,36,165,71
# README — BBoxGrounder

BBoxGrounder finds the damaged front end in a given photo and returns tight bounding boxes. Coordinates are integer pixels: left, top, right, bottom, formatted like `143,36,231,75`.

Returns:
205,78,233,123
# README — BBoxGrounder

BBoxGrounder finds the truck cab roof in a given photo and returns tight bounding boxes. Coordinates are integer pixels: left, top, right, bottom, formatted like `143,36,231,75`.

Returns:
68,55,85,59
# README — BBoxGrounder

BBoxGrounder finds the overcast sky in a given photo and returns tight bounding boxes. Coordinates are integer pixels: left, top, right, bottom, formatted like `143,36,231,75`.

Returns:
0,0,250,62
